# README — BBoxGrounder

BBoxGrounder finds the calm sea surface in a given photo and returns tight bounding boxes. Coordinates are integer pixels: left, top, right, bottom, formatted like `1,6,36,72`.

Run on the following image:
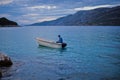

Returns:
0,26,120,80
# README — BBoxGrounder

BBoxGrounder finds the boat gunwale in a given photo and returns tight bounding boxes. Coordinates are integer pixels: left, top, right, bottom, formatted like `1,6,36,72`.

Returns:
36,38,62,45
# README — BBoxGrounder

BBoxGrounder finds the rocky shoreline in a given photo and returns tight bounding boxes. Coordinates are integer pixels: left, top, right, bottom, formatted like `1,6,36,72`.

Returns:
0,52,13,78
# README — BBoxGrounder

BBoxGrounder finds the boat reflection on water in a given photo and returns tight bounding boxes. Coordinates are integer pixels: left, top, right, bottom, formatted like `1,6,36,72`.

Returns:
38,44,67,53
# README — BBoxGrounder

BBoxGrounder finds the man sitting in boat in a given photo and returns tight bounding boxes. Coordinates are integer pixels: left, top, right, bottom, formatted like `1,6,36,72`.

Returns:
56,35,63,43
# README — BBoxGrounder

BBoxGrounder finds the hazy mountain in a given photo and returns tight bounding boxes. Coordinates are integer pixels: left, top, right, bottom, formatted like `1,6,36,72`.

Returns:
0,17,18,27
29,6,120,26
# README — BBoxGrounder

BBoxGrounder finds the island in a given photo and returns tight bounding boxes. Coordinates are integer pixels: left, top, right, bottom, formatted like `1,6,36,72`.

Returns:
0,17,18,27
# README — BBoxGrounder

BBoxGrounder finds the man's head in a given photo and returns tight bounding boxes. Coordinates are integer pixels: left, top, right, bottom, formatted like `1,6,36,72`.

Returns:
58,35,61,37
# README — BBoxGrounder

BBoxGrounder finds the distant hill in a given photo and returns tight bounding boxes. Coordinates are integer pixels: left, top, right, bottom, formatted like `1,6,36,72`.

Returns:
0,17,18,27
29,6,120,26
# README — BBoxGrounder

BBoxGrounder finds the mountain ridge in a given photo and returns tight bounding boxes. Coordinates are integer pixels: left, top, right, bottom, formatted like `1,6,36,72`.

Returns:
29,6,120,26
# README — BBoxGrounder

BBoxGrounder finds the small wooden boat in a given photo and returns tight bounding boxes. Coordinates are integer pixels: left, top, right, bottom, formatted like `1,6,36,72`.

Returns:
36,38,67,48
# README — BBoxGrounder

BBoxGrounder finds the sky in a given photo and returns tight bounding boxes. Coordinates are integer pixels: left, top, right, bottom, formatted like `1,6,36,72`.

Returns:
0,0,120,25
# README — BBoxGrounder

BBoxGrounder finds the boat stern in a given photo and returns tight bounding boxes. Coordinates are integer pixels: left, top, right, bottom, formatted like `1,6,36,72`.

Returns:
62,43,67,48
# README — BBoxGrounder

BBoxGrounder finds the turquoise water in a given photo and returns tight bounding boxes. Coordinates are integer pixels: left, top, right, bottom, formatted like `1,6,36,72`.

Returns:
0,26,120,80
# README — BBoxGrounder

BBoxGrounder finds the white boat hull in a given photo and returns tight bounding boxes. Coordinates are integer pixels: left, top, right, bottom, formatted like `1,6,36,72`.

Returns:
36,38,67,48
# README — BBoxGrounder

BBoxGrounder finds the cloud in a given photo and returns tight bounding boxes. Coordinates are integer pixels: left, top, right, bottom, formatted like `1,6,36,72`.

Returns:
22,14,40,17
37,17,58,22
0,0,13,5
17,16,59,25
0,14,11,17
17,13,62,24
18,20,30,24
27,5,57,10
74,4,120,11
